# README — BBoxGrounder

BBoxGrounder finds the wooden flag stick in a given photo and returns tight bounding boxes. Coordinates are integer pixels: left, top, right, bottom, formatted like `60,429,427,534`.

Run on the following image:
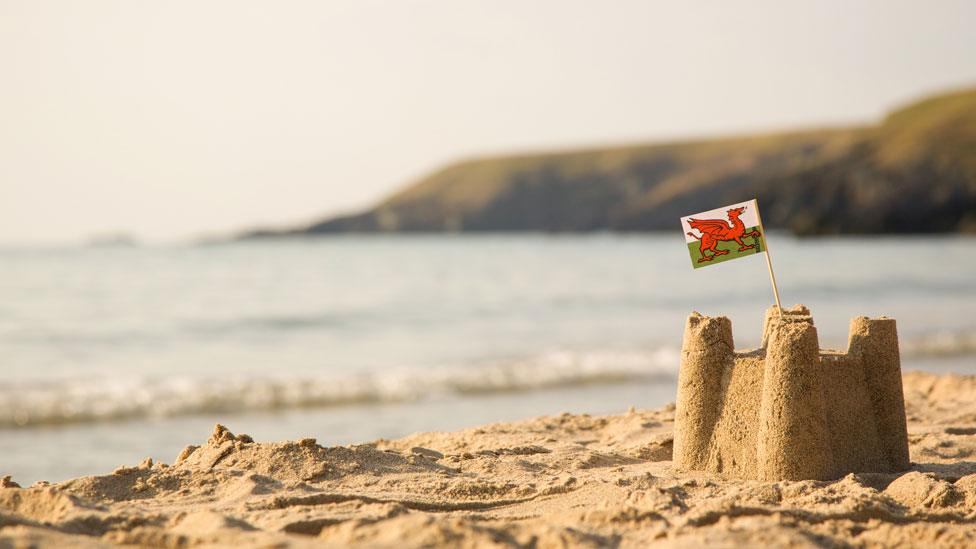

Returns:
752,199,784,318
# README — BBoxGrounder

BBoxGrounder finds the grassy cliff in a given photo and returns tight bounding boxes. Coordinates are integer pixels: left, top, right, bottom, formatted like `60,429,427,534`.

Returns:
262,87,976,236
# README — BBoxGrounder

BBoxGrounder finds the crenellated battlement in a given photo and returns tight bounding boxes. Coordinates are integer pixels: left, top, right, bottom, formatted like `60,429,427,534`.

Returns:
673,304,910,481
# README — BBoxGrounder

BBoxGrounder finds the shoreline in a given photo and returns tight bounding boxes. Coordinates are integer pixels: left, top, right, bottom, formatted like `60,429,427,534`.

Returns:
2,371,976,547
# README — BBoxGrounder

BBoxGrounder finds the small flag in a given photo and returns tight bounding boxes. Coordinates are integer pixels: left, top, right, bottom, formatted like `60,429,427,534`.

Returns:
681,199,766,268
681,198,784,315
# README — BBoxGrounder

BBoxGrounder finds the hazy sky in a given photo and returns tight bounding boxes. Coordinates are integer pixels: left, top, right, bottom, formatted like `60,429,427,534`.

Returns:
2,0,975,243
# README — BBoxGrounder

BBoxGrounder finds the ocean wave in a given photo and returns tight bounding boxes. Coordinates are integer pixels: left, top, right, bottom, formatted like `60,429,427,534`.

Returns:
901,331,976,359
0,348,680,429
3,331,972,430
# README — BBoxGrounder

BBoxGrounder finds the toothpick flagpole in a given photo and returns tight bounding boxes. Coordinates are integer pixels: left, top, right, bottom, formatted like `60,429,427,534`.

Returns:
752,199,784,318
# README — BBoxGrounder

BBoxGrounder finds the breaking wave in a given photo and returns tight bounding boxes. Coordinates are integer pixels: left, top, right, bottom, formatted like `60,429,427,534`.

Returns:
900,330,976,359
0,347,680,429
3,330,973,430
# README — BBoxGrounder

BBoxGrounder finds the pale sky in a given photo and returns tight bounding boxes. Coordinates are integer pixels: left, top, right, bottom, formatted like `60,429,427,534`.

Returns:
2,0,975,243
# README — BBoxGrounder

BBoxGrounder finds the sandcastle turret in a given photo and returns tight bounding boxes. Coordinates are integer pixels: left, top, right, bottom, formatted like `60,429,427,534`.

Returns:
674,305,910,481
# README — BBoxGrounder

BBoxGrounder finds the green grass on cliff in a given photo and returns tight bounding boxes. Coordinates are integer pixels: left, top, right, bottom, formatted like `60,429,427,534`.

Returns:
874,87,976,174
380,128,862,219
294,86,976,235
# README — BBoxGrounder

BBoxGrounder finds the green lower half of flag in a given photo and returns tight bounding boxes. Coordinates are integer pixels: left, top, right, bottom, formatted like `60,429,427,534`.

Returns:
686,225,765,269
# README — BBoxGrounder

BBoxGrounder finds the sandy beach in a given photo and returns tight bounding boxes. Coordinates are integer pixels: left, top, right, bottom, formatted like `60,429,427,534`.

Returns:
4,3,976,547
1,371,973,548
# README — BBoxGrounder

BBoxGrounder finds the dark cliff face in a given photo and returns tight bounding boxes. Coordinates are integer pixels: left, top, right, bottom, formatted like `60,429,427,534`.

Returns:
757,155,976,235
757,89,976,235
268,88,976,237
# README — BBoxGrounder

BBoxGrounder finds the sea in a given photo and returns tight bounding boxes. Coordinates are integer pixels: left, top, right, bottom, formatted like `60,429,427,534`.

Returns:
2,234,975,485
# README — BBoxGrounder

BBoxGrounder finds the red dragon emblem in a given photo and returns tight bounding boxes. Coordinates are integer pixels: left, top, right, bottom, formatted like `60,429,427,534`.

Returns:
686,206,763,263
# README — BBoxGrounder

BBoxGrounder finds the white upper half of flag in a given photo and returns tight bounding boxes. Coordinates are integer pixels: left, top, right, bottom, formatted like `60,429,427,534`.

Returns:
680,200,760,243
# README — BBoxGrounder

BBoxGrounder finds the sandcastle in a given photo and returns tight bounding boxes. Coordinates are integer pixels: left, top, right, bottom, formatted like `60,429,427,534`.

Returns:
673,305,910,481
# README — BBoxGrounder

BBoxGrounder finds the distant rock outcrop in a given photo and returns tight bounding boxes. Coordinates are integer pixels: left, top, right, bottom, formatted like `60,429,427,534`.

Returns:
247,87,976,237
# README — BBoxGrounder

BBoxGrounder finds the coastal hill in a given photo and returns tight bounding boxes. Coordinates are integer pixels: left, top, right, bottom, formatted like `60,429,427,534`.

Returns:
250,87,976,236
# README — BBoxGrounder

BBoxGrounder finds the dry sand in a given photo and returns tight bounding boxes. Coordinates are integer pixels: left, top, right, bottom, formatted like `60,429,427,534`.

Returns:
2,371,976,548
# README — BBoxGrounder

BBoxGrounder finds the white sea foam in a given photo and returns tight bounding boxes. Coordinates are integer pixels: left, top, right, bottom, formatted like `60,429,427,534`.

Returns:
0,347,680,428
4,328,975,430
900,331,976,359
4,327,976,430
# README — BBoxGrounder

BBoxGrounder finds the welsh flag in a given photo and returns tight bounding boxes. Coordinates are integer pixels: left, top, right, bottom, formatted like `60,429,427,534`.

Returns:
680,199,768,269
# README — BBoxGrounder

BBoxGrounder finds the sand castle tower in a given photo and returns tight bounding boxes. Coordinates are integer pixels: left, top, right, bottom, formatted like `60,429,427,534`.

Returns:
673,305,910,481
